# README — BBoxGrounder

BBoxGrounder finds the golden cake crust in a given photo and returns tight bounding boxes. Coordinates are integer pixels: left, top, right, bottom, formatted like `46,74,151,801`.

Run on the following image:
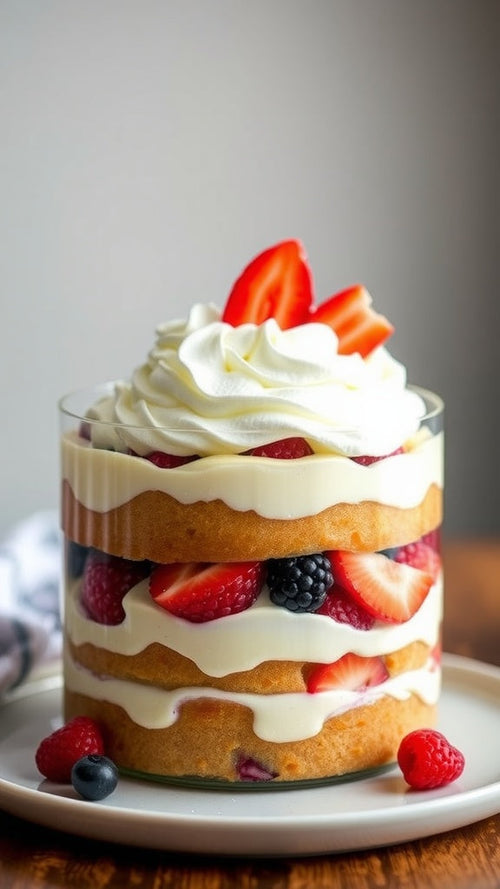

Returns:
62,480,442,562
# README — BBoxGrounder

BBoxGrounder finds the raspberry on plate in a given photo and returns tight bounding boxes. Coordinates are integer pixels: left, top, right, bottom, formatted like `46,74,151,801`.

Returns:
397,729,465,790
35,716,104,783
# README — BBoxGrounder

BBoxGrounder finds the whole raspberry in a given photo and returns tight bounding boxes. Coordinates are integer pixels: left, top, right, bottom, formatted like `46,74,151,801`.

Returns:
81,550,149,625
397,729,465,790
316,583,375,630
35,716,105,782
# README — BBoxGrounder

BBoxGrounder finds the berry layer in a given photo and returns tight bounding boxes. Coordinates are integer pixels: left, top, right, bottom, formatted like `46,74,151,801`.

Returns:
61,430,443,562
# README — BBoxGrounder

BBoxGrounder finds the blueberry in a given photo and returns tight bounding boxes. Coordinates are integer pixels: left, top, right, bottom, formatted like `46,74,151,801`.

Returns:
71,754,118,801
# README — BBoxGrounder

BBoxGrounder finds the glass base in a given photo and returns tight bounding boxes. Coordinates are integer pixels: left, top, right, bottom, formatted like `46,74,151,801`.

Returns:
119,762,395,792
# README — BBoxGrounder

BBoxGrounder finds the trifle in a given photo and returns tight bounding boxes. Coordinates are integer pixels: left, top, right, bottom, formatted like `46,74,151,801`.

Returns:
60,240,443,786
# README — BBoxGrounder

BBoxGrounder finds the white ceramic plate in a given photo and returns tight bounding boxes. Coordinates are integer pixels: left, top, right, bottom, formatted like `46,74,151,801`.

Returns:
0,653,499,857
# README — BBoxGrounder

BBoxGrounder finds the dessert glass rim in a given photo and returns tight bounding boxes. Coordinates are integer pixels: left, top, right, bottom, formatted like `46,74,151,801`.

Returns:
59,382,444,432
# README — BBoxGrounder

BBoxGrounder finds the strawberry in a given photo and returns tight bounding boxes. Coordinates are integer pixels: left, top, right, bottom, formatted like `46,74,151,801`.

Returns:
397,729,465,790
316,583,375,630
243,437,313,458
328,550,433,624
221,240,313,329
351,447,404,466
394,540,441,583
307,652,389,694
311,284,394,357
35,716,105,782
129,450,199,468
150,561,265,622
81,550,149,625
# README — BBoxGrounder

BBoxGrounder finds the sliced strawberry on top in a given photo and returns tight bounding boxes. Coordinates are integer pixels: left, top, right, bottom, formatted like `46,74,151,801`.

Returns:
394,540,442,583
311,284,394,357
307,652,389,694
328,550,433,624
242,437,313,458
150,561,265,623
221,240,313,330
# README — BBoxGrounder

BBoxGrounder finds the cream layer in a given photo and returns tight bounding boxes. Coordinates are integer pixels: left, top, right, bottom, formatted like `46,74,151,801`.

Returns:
64,652,440,743
61,429,443,519
66,577,442,678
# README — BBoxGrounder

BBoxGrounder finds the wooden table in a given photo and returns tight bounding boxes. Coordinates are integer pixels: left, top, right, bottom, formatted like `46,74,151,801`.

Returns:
1,540,499,888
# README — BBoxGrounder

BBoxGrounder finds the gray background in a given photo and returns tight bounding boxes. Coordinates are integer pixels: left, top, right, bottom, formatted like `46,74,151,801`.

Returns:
1,0,499,538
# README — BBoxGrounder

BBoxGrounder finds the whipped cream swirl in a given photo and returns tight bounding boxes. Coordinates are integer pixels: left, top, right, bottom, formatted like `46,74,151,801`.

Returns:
87,304,425,457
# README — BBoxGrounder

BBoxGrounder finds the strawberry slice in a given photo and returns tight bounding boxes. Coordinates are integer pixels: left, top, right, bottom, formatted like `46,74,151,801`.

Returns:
307,652,389,694
311,285,394,357
242,437,313,458
149,561,265,622
221,240,313,329
328,550,433,624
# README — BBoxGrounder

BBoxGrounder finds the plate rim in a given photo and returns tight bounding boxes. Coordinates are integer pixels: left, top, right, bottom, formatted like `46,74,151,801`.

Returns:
0,652,499,854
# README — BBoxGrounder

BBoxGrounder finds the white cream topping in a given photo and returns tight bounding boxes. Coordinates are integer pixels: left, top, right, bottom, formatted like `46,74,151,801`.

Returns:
66,575,442,677
64,652,441,743
61,429,443,517
84,303,427,458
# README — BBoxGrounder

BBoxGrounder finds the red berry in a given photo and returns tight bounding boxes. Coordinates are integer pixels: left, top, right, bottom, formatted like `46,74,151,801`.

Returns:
236,754,278,782
395,540,441,582
150,561,265,622
307,652,389,694
129,450,199,468
397,729,465,790
328,550,433,624
316,583,375,630
420,528,441,553
351,447,404,466
81,550,149,625
221,240,314,329
243,437,313,459
35,716,104,782
311,284,394,357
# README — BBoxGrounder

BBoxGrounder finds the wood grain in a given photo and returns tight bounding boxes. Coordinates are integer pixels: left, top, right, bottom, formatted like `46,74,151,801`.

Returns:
0,539,499,889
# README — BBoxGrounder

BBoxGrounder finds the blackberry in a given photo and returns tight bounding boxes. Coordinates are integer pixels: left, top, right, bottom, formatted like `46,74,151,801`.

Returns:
267,553,333,613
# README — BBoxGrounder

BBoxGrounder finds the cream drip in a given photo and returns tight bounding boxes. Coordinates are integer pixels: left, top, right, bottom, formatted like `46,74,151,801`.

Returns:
64,652,441,743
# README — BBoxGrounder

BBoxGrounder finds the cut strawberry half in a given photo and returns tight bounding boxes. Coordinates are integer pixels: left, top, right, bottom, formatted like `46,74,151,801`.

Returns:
307,652,389,694
221,240,313,329
311,285,394,357
149,561,265,623
242,437,313,458
328,550,433,624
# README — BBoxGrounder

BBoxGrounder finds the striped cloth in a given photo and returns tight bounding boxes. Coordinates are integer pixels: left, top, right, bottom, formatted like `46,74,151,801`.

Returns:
0,511,61,695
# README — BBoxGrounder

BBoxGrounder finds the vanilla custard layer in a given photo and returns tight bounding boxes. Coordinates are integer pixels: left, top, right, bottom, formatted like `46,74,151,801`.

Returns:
61,430,443,519
64,652,440,743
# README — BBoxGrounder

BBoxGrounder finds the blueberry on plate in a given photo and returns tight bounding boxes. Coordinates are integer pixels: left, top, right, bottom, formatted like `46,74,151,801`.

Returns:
71,754,118,801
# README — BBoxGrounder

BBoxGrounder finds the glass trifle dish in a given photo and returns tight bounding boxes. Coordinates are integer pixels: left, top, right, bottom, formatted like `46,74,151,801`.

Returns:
60,240,444,787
